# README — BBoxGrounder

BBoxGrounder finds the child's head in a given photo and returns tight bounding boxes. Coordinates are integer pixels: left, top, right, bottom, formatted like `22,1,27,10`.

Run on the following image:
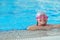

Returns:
36,11,48,26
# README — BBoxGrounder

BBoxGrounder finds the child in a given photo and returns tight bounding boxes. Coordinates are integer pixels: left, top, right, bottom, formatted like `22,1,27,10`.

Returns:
27,11,60,30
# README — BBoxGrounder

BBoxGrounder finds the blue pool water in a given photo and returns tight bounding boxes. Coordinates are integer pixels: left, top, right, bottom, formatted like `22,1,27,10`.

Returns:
0,0,60,30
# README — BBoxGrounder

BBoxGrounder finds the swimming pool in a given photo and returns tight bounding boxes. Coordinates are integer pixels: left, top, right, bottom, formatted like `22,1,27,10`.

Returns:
0,0,60,30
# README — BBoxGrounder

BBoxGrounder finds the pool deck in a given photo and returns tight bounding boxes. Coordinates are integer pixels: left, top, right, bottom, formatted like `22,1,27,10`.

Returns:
0,29,60,40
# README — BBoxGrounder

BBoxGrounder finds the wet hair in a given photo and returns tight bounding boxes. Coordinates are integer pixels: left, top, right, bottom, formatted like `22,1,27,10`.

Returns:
37,22,38,26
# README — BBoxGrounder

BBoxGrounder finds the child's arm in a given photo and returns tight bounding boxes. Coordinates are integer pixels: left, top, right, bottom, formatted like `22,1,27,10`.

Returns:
27,26,38,31
27,26,51,30
38,26,52,30
52,24,60,28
